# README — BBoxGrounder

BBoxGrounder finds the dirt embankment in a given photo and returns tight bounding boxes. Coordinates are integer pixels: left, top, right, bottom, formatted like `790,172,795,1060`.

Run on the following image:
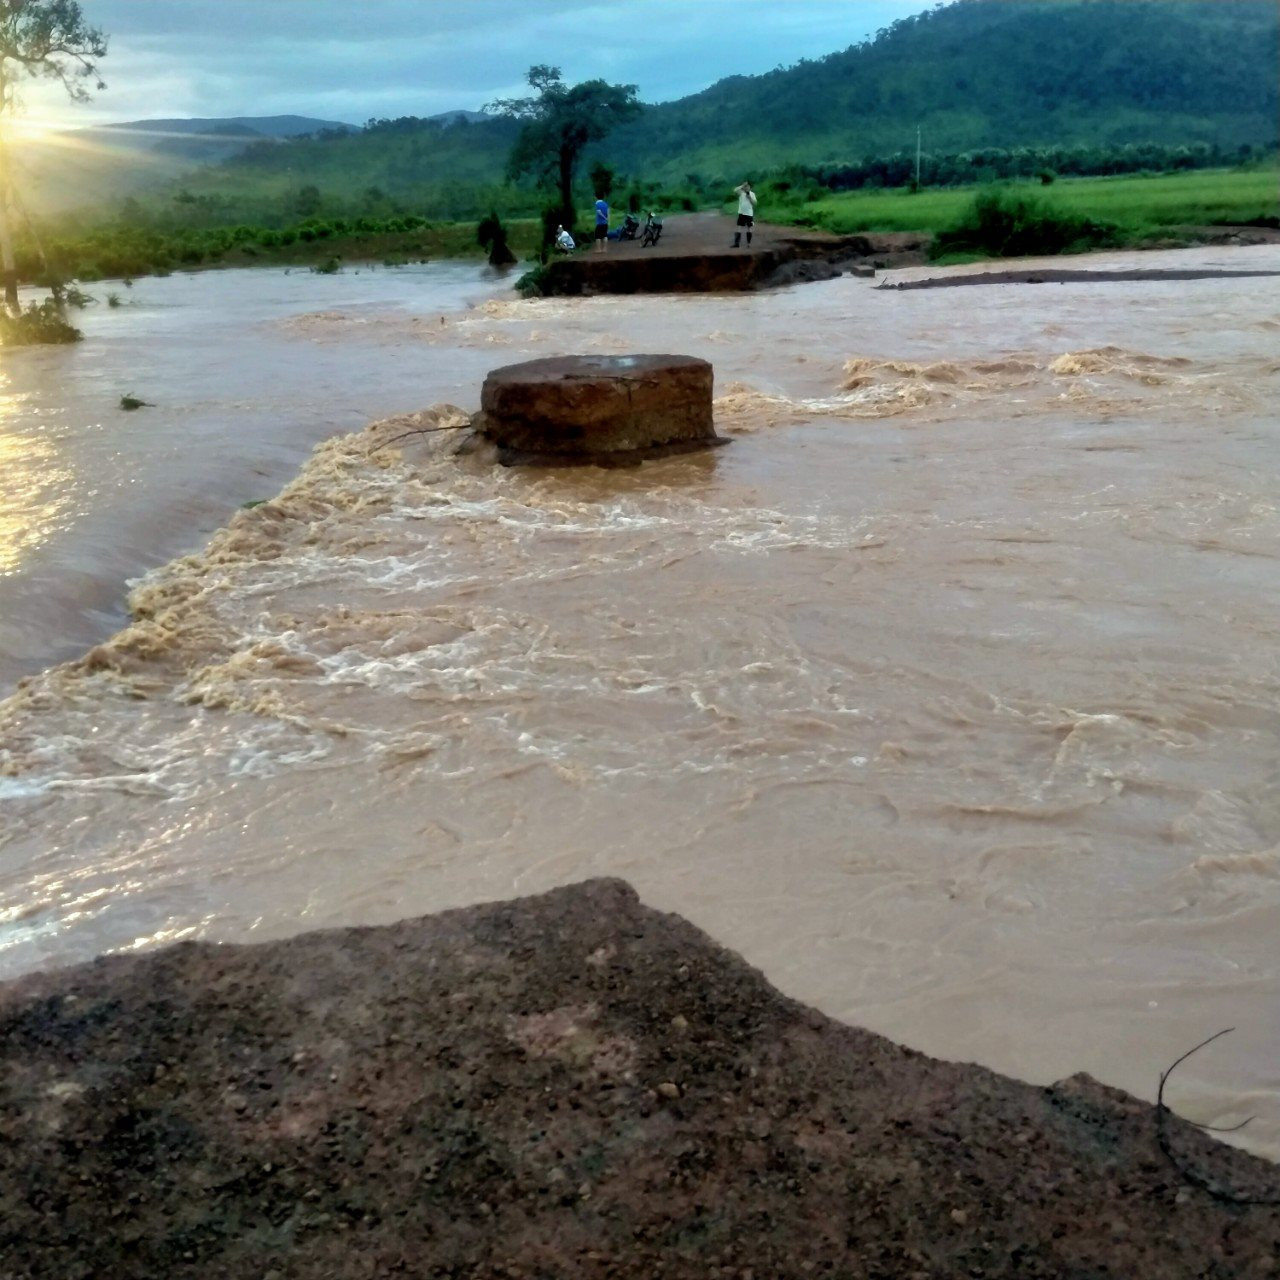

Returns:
540,213,927,294
1,879,1276,1279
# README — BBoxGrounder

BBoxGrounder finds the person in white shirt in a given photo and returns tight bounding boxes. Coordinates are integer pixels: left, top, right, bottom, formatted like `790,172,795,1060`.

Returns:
554,225,575,253
732,181,757,248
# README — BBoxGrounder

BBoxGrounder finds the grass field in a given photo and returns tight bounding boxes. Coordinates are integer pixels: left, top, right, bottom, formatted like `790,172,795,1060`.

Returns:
776,167,1279,238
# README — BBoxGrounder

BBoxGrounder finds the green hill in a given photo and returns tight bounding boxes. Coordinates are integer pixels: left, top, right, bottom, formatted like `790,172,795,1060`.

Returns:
609,0,1279,179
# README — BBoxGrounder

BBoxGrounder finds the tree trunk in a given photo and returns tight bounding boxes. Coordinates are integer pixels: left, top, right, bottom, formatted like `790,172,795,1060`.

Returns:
0,141,18,315
558,148,575,233
0,70,14,314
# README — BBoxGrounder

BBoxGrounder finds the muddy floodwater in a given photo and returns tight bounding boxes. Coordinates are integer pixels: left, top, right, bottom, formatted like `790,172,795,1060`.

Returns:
3,247,1280,1158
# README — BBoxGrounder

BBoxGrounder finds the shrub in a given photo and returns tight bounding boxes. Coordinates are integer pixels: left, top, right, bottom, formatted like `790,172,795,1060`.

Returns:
514,264,551,297
311,256,342,274
932,187,1117,258
477,211,516,266
0,298,82,345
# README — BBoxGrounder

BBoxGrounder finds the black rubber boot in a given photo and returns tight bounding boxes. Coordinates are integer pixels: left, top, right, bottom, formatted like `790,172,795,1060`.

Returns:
732,232,741,248
746,232,753,246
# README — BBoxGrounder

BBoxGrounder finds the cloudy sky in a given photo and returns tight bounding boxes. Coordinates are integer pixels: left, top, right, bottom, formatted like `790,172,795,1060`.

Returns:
19,0,926,130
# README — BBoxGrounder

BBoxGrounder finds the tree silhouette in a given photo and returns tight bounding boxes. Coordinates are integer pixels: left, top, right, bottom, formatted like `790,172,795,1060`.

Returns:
0,0,108,312
489,65,640,236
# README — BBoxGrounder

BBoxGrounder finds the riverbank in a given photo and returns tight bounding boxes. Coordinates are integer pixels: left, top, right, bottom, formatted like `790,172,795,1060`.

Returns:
2,878,1275,1278
12,166,1274,301
9,217,543,293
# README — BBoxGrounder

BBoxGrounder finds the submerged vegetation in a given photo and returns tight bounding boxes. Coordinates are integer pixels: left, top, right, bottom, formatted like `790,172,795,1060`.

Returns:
513,264,551,298
0,298,82,346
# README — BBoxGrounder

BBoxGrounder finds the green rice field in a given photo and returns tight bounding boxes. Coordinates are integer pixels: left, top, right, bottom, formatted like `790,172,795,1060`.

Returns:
782,167,1279,237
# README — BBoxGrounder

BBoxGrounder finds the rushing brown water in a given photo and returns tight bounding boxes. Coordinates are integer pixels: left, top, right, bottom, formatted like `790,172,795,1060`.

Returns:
3,246,1280,1158
0,262,504,688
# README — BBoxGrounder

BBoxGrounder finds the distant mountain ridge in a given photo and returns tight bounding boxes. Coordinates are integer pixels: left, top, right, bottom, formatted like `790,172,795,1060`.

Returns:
100,115,359,140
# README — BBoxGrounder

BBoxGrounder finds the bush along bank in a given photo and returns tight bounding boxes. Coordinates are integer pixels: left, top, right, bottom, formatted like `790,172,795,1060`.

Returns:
931,188,1119,259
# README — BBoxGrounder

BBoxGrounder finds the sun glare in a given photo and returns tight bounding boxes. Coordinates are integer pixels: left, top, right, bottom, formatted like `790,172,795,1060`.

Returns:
0,390,73,578
3,117,60,144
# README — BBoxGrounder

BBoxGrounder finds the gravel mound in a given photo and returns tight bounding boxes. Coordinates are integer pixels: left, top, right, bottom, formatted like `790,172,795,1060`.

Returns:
1,879,1275,1278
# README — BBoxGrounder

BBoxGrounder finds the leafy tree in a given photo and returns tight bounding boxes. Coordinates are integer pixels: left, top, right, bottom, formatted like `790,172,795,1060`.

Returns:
1,0,107,312
588,160,615,200
476,209,515,266
292,183,322,217
489,65,640,234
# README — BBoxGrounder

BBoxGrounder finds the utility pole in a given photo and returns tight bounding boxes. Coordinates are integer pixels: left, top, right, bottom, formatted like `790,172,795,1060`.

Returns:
915,124,922,191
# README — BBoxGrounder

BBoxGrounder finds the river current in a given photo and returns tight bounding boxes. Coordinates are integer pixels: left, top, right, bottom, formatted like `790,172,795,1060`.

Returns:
3,247,1280,1158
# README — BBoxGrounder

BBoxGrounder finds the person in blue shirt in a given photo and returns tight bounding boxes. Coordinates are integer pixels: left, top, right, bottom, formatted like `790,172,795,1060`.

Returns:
593,195,609,253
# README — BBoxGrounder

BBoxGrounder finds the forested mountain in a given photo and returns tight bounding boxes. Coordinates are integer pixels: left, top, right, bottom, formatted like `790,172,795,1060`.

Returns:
609,0,1279,178
111,115,357,142
21,0,1278,220
161,115,520,225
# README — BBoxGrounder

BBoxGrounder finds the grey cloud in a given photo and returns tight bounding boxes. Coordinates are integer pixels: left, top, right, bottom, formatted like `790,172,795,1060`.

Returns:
27,0,925,127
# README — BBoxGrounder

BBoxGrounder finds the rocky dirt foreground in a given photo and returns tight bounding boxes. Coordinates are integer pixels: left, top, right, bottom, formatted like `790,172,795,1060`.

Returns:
1,880,1276,1279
